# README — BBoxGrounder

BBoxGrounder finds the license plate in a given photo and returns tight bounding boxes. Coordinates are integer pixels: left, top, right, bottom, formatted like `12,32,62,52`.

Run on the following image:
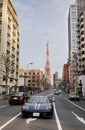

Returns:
14,97,17,100
33,113,40,117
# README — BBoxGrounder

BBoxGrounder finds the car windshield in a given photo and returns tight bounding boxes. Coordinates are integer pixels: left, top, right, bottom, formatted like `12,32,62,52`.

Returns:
28,96,49,103
17,92,24,96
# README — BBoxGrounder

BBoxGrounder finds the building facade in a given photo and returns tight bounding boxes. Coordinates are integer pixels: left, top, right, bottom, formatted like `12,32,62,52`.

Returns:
76,0,85,96
53,71,58,87
0,0,20,93
68,4,78,88
19,69,44,92
63,64,69,85
68,0,85,96
77,11,85,73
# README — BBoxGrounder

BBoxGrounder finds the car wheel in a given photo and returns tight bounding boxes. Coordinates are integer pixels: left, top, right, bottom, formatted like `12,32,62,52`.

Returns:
9,101,12,105
50,114,53,118
22,112,27,118
22,113,26,118
50,111,54,118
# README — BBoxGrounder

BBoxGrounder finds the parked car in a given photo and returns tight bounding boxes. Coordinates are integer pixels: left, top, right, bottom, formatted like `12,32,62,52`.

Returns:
54,90,59,95
68,92,80,101
8,92,29,105
21,95,53,118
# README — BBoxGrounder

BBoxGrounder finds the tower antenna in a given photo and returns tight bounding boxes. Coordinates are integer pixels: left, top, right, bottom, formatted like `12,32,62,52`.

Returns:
45,34,51,89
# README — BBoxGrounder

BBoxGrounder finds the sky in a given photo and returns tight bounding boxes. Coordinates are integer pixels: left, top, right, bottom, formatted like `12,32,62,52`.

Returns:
12,0,75,77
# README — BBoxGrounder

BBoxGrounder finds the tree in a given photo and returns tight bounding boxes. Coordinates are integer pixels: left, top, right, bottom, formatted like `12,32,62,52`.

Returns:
0,53,14,94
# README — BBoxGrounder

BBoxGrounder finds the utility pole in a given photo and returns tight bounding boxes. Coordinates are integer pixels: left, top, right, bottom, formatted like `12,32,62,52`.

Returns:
24,63,33,93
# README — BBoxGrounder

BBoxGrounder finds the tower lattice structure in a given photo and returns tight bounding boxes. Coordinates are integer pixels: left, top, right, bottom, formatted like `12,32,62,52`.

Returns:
45,37,51,87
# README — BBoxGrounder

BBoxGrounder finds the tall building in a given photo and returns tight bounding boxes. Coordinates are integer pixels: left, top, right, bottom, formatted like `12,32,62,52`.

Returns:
76,0,85,96
68,5,78,59
53,72,58,87
77,11,85,73
76,0,85,73
68,0,85,95
0,0,20,93
63,64,69,85
76,0,85,8
68,4,78,88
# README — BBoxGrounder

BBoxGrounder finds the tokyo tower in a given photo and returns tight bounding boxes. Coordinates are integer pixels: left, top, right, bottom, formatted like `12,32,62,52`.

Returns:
45,35,51,88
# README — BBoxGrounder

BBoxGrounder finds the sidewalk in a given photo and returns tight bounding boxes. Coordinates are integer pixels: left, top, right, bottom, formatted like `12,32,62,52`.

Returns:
0,95,3,102
0,94,7,103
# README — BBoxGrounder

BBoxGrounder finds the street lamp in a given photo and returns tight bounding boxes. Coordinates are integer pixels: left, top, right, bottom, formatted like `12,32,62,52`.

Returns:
27,63,33,75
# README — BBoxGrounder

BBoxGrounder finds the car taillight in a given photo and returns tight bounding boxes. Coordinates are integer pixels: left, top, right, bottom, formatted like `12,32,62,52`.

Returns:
19,96,23,100
9,96,12,100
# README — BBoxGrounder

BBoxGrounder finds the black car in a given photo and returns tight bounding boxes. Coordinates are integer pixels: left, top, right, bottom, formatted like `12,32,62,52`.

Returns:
21,95,53,118
8,92,29,105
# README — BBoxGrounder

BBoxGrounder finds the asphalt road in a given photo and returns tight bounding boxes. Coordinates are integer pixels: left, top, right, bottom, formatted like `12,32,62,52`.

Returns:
0,90,85,130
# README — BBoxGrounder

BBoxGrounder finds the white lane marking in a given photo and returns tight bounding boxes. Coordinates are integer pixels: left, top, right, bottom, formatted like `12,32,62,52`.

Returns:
65,98,85,112
53,102,62,130
26,118,37,124
0,105,9,109
72,111,85,124
0,112,21,130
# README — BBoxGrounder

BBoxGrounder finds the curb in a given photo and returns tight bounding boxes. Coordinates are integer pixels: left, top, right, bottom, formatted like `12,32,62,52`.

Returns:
0,97,7,103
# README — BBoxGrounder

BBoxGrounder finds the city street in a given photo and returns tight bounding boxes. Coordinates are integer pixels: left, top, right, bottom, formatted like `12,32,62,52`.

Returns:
0,0,85,130
0,90,85,130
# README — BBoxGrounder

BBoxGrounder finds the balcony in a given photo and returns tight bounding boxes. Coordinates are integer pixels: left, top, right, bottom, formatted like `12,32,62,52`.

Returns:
7,45,10,52
7,30,11,36
7,39,11,45
80,15,84,23
12,51,15,56
81,60,85,66
81,47,85,52
80,30,84,35
12,37,16,43
80,34,84,41
81,55,85,60
81,38,84,42
12,42,15,48
80,12,83,17
12,30,16,36
80,21,84,29
0,8,2,12
80,28,84,34
8,22,11,28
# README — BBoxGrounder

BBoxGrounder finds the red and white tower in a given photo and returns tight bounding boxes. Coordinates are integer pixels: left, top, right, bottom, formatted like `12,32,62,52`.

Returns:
45,35,51,88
